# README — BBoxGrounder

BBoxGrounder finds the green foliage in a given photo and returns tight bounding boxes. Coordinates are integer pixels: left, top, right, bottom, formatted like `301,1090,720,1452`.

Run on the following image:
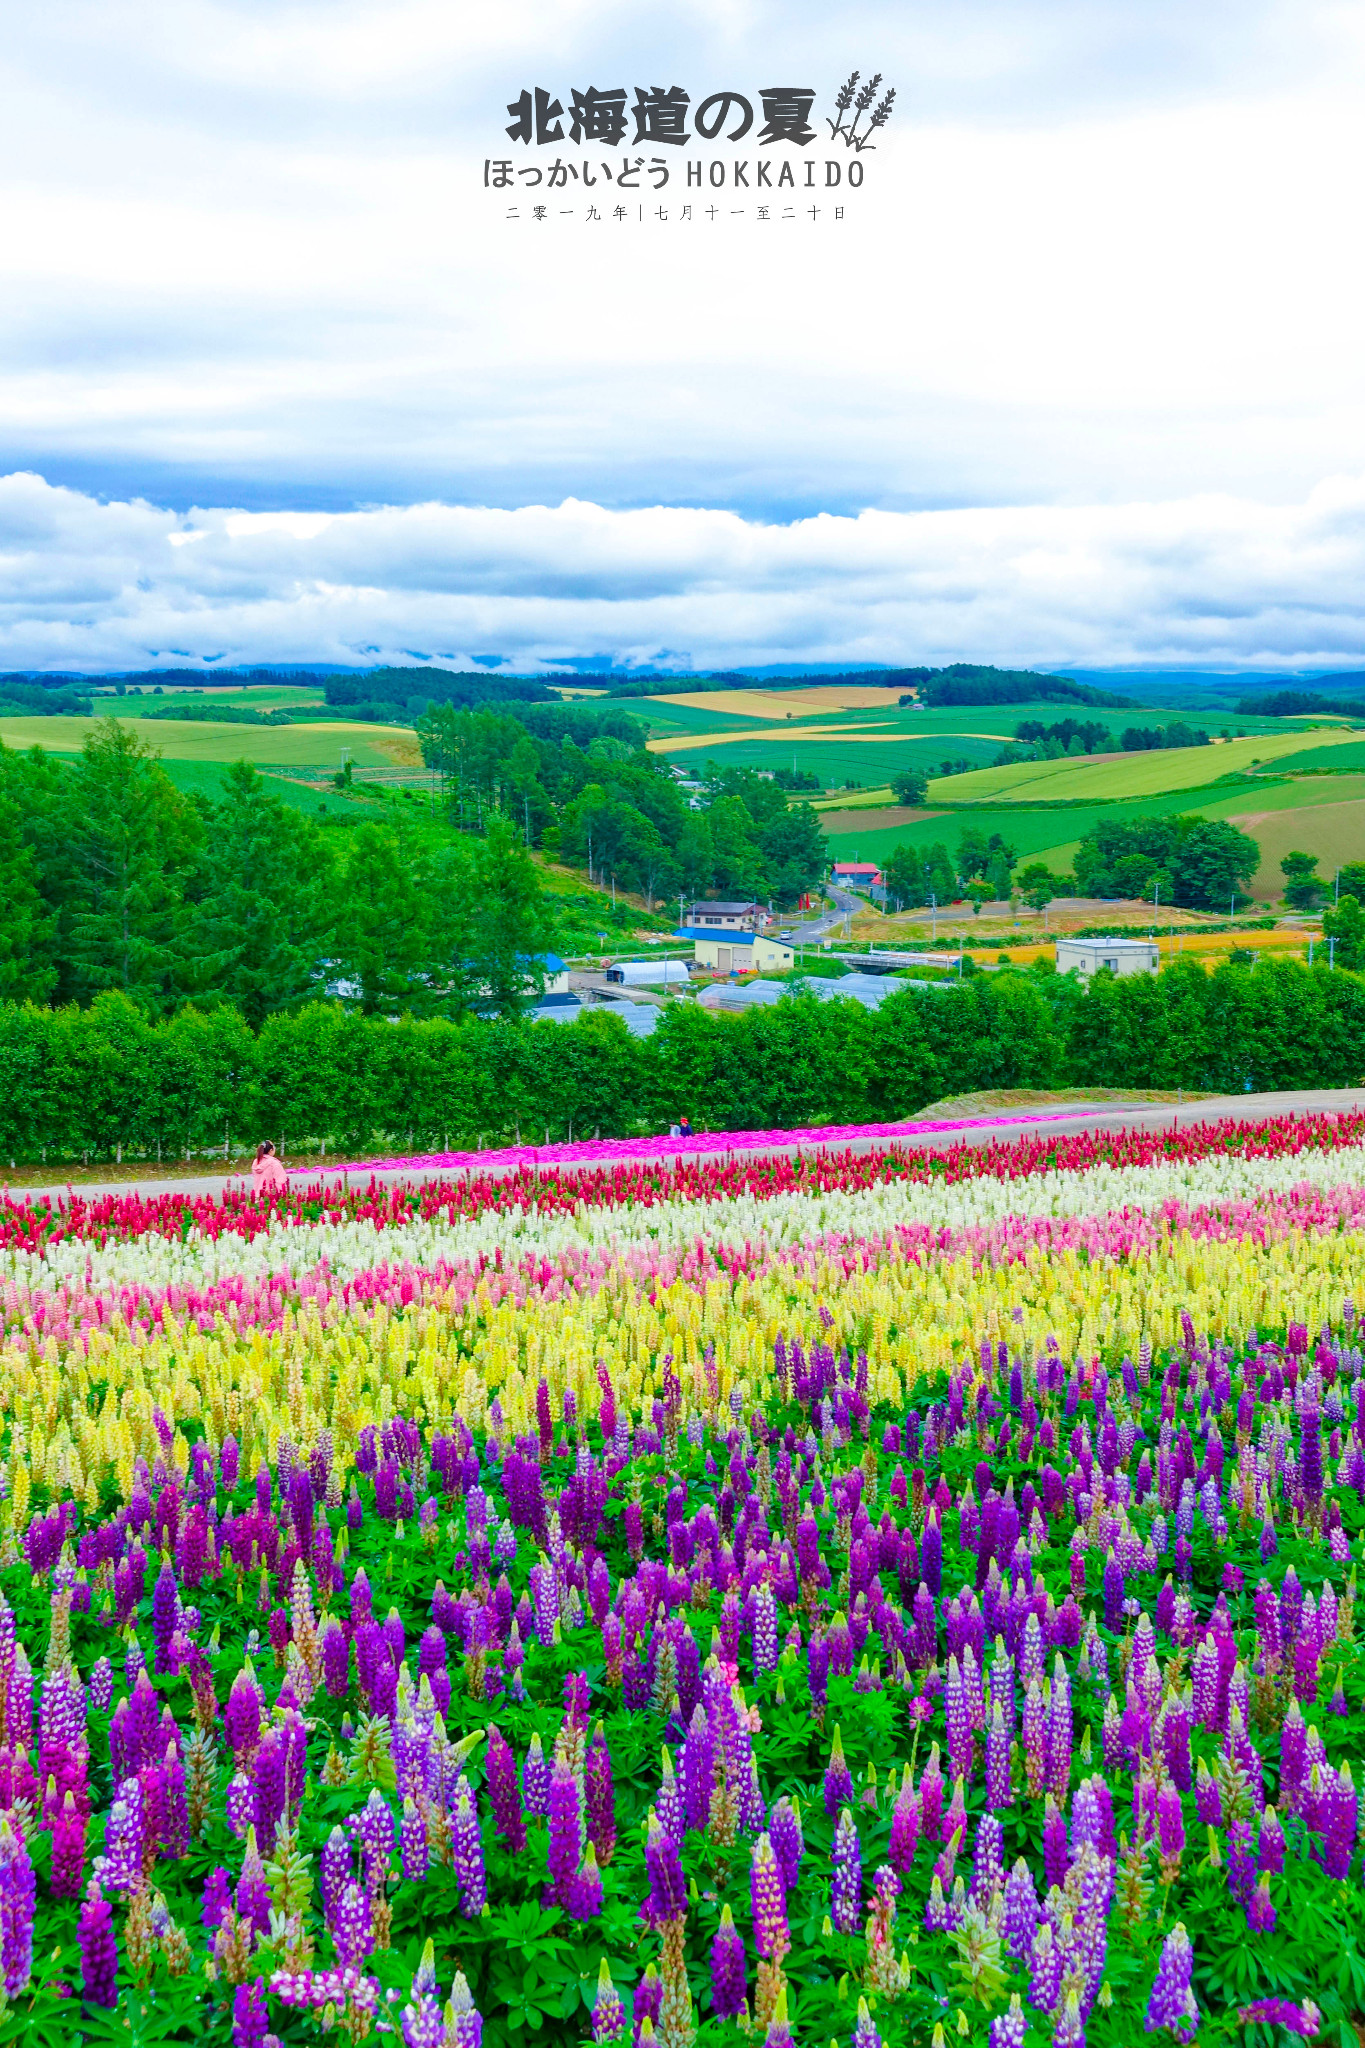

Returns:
1073,812,1260,910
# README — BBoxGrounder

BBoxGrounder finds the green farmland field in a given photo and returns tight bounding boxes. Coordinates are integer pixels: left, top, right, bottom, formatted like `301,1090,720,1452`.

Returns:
0,713,415,771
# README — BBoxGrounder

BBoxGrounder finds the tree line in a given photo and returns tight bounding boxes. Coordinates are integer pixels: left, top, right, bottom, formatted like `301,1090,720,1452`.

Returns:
2,953,1362,1165
414,705,826,910
0,723,554,1023
878,812,1266,914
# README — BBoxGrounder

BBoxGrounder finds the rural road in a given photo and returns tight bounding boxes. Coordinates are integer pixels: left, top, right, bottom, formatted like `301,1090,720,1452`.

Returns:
7,1088,1365,1206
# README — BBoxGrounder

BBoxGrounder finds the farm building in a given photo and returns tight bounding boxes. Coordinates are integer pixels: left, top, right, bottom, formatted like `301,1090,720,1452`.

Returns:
683,900,773,933
693,935,796,975
831,861,883,892
605,960,690,986
1055,937,1159,979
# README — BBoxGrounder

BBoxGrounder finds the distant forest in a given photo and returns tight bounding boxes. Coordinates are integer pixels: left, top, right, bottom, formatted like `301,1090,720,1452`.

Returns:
0,660,1138,724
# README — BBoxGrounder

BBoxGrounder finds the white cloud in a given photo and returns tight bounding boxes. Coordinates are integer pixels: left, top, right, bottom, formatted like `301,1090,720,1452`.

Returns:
5,470,1365,672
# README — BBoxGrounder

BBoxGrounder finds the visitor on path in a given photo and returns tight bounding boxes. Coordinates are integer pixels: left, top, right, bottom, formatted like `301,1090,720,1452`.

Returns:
252,1140,289,1191
678,1114,694,1139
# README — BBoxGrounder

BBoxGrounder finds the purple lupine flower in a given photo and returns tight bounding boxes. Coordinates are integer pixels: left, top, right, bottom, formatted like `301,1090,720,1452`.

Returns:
358,1788,396,1892
970,1813,1005,1907
919,1745,945,1840
831,1807,863,1934
1320,1764,1357,1879
682,1706,714,1833
321,1620,351,1699
990,1997,1027,2048
90,1658,113,1715
152,1563,181,1674
0,1818,34,1995
1156,1783,1186,1871
769,1795,804,1891
656,1750,684,1845
253,1728,287,1851
522,1734,550,1816
1047,1654,1073,1799
1300,1405,1323,1503
750,1833,789,1958
591,1959,626,2044
235,1827,272,1937
1226,1820,1256,1909
645,1814,686,1923
320,1825,351,1917
888,1777,916,1875
569,1845,604,1921
547,1759,582,1906
710,1903,746,2017
1258,1806,1286,1874
401,1797,429,1882
78,1882,118,2008
633,1965,663,2047
331,1880,374,1969
823,1724,853,1817
453,1786,487,1918
1001,1857,1039,1959
851,1995,881,2048
1145,1922,1198,2041
1246,1873,1277,1933
1194,1759,1222,1829
585,1724,616,1864
985,1700,1012,1810
226,1772,255,1840
1237,1999,1320,2037
232,1977,269,2048
485,1727,528,1852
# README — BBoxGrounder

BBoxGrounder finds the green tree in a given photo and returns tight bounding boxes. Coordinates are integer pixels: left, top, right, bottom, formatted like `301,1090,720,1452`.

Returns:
760,804,826,907
1171,819,1260,912
1280,850,1326,912
1323,894,1365,971
465,819,557,1017
884,843,928,910
1336,862,1365,901
1017,863,1055,912
66,719,201,1010
890,769,927,807
334,824,429,1014
182,761,335,1027
0,764,55,1003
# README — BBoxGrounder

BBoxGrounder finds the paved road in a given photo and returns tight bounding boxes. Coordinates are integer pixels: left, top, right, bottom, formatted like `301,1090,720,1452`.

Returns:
8,1088,1364,1205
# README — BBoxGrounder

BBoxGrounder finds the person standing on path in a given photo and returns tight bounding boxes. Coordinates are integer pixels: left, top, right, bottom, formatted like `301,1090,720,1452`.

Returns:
252,1141,289,1191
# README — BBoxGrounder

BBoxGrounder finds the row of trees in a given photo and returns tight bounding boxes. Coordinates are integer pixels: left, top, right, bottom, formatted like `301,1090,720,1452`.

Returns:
415,704,827,910
3,954,1363,1164
875,814,1264,914
0,725,553,1022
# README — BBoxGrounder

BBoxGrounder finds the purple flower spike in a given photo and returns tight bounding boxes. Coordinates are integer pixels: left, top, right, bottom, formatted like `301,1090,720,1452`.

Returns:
710,1903,746,2017
78,1882,118,2008
748,1831,788,1960
1145,1922,1199,2042
645,1814,686,1923
592,1959,626,2044
830,1807,863,1935
232,1977,269,2048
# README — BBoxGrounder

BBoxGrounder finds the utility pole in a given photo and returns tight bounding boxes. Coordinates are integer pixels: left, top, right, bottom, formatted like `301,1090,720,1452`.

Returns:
1330,935,1337,970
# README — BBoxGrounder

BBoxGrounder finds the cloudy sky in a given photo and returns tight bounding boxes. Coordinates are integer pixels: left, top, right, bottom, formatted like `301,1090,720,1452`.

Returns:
3,0,1365,672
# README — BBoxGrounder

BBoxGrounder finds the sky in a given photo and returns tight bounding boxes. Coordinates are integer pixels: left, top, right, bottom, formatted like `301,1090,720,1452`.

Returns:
3,0,1365,672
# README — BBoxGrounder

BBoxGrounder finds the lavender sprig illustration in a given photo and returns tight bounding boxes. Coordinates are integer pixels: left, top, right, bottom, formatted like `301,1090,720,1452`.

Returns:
854,87,896,150
826,70,859,141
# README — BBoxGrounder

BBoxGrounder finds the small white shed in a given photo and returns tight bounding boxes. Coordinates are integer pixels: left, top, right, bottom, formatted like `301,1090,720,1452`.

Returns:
605,960,691,986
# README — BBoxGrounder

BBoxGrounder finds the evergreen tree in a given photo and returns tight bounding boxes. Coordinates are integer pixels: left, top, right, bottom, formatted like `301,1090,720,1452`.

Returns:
65,720,200,1011
182,761,335,1026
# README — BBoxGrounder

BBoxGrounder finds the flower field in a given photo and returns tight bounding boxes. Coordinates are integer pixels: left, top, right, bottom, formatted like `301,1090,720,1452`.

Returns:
0,1115,1361,2044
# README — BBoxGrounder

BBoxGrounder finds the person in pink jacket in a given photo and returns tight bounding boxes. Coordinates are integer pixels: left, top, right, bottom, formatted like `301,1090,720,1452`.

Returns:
251,1141,289,1191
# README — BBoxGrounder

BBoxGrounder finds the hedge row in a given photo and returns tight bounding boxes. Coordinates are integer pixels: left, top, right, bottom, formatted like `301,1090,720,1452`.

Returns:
1,952,1362,1165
